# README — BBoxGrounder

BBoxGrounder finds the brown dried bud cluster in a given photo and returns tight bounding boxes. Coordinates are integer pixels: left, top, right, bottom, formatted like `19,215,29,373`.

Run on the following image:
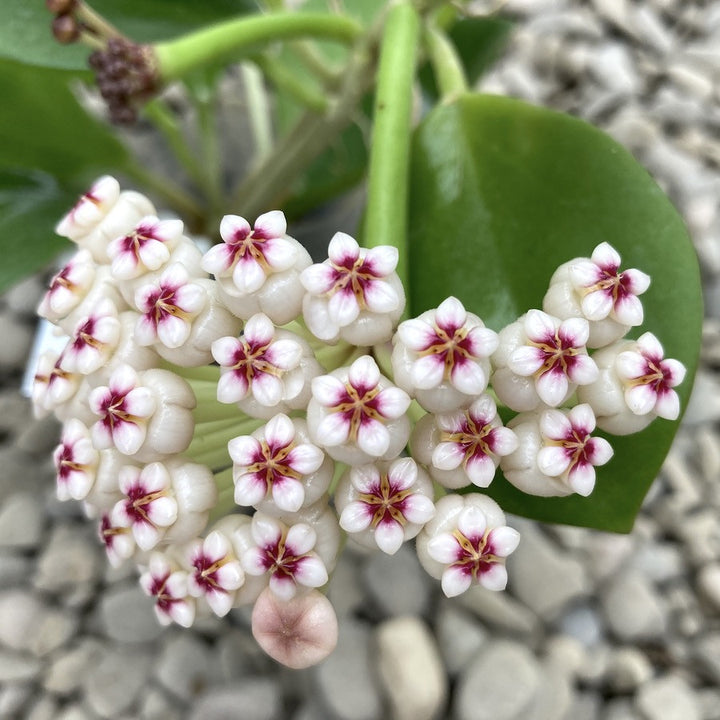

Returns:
89,38,159,125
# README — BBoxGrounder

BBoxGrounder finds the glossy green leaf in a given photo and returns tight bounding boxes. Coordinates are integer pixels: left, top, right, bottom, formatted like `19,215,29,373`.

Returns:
0,59,128,180
0,170,73,293
408,94,702,532
0,0,257,70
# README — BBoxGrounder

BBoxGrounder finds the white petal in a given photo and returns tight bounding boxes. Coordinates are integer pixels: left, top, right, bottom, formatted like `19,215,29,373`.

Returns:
569,259,603,287
133,521,162,551
625,384,657,415
328,288,360,327
201,243,234,275
451,359,487,395
568,403,597,434
271,478,305,512
146,496,178,528
220,214,251,243
244,313,275,347
586,436,614,466
540,408,572,440
135,315,158,346
157,315,191,348
364,245,398,276
427,532,461,564
537,446,571,477
218,371,248,403
441,566,473,597
113,421,146,455
251,513,283,546
254,210,287,239
233,256,266,294
286,443,324,475
374,519,405,555
397,319,436,351
169,600,196,628
612,293,643,326
465,326,499,357
215,560,244,591
269,574,298,600
362,280,399,314
251,373,283,406
339,501,374,533
487,526,520,557
465,454,497,488
357,419,390,457
260,237,297,271
349,465,380,494
581,289,614,321
623,268,651,295
265,339,302,371
569,355,599,386
327,232,359,265
349,355,380,390
456,506,487,542
211,336,242,367
479,563,508,592
636,332,664,361
264,413,295,448
432,442,465,471
234,473,268,506
206,589,235,617
435,296,466,332
315,413,350,446
509,346,546,376
559,317,590,347
285,524,317,556
524,309,557,344
489,426,518,456
242,547,269,576
661,359,686,387
228,435,262,466
568,462,596,496
300,263,336,294
410,355,446,389
294,556,328,588
375,387,411,418
536,369,569,407
204,531,231,563
402,494,435,524
311,375,346,406
616,350,648,380
124,386,155,418
388,457,417,491
655,388,680,420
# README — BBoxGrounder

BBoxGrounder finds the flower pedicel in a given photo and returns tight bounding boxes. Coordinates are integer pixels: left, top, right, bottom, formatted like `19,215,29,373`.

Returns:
38,176,687,668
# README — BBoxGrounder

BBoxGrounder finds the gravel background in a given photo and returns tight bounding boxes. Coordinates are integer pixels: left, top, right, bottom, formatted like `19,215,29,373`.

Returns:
2,0,720,718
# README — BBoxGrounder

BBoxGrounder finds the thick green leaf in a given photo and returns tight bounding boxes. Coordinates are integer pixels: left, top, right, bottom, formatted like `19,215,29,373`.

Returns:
0,0,257,70
0,59,128,180
0,170,73,293
408,94,702,532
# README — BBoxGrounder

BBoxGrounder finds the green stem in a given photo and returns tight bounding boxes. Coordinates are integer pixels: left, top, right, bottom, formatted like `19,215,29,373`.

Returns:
77,1,125,40
362,0,420,291
241,62,274,166
142,99,207,190
288,40,342,87
424,23,468,100
251,54,329,113
156,13,363,83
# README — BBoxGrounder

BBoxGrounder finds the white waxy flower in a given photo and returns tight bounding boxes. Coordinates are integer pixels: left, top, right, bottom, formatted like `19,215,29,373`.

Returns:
112,459,217,552
89,365,196,460
335,457,435,555
53,418,99,501
37,249,97,323
98,511,136,567
59,298,121,375
213,313,319,419
202,211,312,325
392,296,498,412
140,551,196,627
240,512,329,601
135,266,241,367
306,355,411,465
229,414,331,513
56,176,156,263
301,233,405,346
544,242,651,348
492,310,599,411
416,494,519,597
501,406,613,497
32,349,83,419
578,332,686,434
186,530,245,617
411,395,518,489
106,216,183,280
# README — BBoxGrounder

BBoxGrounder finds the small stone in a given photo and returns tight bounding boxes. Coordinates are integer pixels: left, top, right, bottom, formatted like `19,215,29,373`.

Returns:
0,391,32,438
606,647,654,692
34,524,100,594
5,274,46,317
591,44,642,94
363,543,432,618
629,541,684,583
0,682,32,717
697,563,720,611
315,620,384,720
43,638,104,696
635,674,701,720
0,447,50,503
577,645,611,688
531,663,574,720
375,616,447,720
601,572,667,642
692,632,720,684
0,649,42,682
0,492,44,549
216,627,272,679
558,604,605,647
585,532,635,582
457,584,541,641
0,312,33,372
544,635,586,678
155,633,215,702
603,698,638,720
507,523,591,621
454,640,541,720
696,687,720,720
139,688,182,720
100,582,165,643
0,553,32,588
326,549,366,618
677,510,720,565
566,691,601,720
0,590,78,656
188,679,282,720
25,696,59,720
84,647,153,718
435,601,488,676
15,414,61,456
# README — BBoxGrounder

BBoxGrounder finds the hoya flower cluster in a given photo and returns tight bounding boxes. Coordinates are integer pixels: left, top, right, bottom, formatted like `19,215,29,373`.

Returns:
36,177,686,667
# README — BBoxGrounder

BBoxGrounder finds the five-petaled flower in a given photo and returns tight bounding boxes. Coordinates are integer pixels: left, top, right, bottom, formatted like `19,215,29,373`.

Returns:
336,457,435,554
140,552,195,627
55,175,121,241
53,418,99,501
229,413,328,513
186,530,245,617
392,296,499,412
98,511,136,567
60,298,121,375
301,232,404,345
307,355,411,465
37,249,97,324
417,494,520,597
412,394,518,489
241,513,329,601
